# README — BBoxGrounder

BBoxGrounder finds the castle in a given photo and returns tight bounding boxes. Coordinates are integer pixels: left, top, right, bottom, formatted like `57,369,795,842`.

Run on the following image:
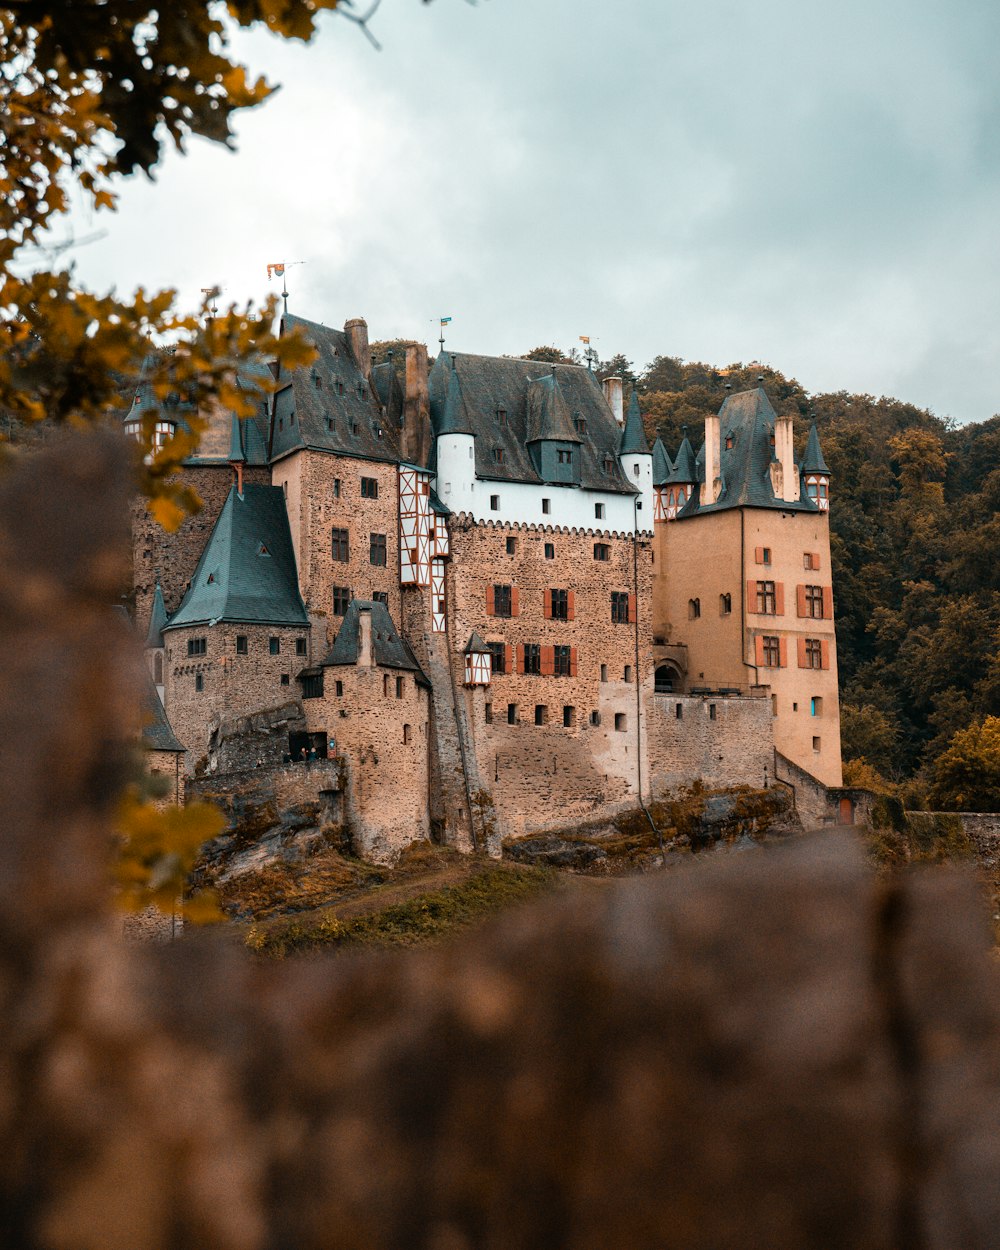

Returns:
130,315,843,859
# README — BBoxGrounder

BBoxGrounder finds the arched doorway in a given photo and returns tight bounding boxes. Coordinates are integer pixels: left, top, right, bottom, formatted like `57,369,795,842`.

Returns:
655,663,683,695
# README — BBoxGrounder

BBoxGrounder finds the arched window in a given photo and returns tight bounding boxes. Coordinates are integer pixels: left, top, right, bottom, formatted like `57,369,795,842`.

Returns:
688,597,701,619
720,592,732,615
153,653,163,684
654,665,674,694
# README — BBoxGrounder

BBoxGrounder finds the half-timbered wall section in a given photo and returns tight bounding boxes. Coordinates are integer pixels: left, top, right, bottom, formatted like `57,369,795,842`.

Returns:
399,465,433,587
431,560,448,634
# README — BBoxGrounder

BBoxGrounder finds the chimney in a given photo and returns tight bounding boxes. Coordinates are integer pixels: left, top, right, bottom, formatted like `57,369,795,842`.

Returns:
602,375,624,425
403,343,431,465
358,607,373,667
774,410,799,502
344,317,371,380
704,412,722,504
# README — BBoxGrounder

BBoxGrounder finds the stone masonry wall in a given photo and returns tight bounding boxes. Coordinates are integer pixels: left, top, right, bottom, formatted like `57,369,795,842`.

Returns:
163,622,313,769
445,518,655,840
304,662,430,861
131,463,270,631
646,692,774,795
272,450,402,649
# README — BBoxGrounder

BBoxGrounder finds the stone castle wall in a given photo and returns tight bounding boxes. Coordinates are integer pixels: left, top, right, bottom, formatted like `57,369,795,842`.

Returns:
163,622,312,768
443,519,655,839
304,662,430,861
646,692,774,795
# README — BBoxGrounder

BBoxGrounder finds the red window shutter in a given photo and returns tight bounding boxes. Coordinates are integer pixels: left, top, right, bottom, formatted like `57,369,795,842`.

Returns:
796,585,808,617
511,587,520,616
486,585,495,616
567,590,575,620
543,589,552,619
754,635,765,666
822,587,833,619
775,583,785,615
747,580,758,613
754,546,764,564
797,637,808,668
820,640,830,670
812,552,821,571
778,637,787,668
627,592,637,624
519,644,527,672
541,646,554,676
570,646,578,677
506,644,516,674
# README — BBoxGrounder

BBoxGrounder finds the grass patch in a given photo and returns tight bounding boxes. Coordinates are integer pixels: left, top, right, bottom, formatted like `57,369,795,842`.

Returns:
864,809,974,869
245,861,555,958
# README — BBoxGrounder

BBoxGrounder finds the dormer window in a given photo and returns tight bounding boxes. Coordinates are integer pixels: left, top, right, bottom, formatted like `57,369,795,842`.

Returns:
574,416,587,435
769,433,776,447
495,407,507,426
492,447,505,464
336,379,344,395
602,456,613,475
557,449,572,465
725,435,734,449
358,383,367,399
313,373,323,389
257,543,270,557
351,421,360,436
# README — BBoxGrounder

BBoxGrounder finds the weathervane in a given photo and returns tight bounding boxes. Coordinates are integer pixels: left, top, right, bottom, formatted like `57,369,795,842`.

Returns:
579,335,599,372
266,260,306,316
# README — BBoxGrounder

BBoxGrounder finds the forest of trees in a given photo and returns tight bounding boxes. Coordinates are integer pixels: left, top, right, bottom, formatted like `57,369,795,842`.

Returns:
520,345,1000,805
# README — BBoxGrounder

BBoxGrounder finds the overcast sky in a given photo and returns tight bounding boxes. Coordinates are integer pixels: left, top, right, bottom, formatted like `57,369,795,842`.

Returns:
57,0,1000,423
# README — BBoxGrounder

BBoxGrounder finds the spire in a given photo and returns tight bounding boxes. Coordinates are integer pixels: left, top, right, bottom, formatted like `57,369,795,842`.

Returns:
801,421,831,474
667,428,697,484
437,362,475,436
652,436,673,486
145,583,168,649
619,388,650,455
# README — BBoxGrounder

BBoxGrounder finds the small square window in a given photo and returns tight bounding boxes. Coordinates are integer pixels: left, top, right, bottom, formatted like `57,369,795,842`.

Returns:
544,542,555,560
236,635,248,655
491,495,500,510
187,637,206,657
563,705,575,728
535,704,549,726
335,680,344,697
590,710,601,726
709,703,716,720
370,533,387,566
675,703,683,719
506,536,516,555
624,665,632,683
507,702,518,725
811,696,823,716
296,638,307,656
615,712,627,732
269,637,280,655
813,735,821,752
333,478,341,498
331,527,349,562
373,591,389,606
595,503,605,519
485,702,493,724
594,543,610,561
396,676,404,698
195,673,204,692
280,674,290,685
600,664,608,682
332,586,351,616
542,498,551,515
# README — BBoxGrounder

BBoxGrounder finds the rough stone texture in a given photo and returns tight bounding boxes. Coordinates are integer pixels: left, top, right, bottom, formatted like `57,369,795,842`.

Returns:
163,623,313,769
271,449,402,649
646,691,773,794
7,438,1000,1250
202,700,309,774
131,463,270,630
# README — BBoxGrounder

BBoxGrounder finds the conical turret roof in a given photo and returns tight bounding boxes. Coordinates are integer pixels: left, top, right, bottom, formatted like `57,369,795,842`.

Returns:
619,388,650,455
145,583,169,648
801,421,831,474
228,413,245,463
652,437,673,486
436,360,475,437
667,431,698,484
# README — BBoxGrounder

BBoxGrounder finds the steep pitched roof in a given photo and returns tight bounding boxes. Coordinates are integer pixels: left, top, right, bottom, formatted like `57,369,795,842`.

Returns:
228,413,245,463
321,600,429,686
651,437,673,486
667,432,697,484
525,372,582,444
464,631,491,655
801,422,831,474
145,584,169,648
427,351,635,494
141,676,184,753
619,389,651,455
677,388,819,517
270,315,402,464
164,484,308,629
437,362,475,436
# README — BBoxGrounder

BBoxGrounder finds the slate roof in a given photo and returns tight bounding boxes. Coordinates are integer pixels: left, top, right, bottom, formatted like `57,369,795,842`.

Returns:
122,351,271,467
651,437,673,486
141,676,184,753
145,584,169,648
427,352,636,494
464,631,491,655
371,358,404,429
270,315,402,464
437,362,475,436
321,600,430,687
619,389,651,456
801,422,831,475
525,372,582,444
677,388,820,517
667,432,697,484
164,484,309,629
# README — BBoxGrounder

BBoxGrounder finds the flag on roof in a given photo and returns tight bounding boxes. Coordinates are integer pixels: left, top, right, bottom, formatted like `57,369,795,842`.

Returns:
267,263,285,280
579,335,590,344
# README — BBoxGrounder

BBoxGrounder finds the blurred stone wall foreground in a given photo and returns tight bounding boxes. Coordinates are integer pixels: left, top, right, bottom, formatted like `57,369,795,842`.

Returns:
2,436,1000,1250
